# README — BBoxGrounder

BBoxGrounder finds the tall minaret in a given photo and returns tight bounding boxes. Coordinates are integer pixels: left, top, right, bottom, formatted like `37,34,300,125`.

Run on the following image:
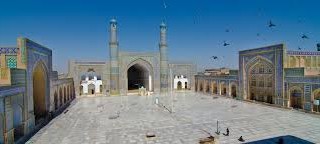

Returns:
109,18,120,95
159,21,168,93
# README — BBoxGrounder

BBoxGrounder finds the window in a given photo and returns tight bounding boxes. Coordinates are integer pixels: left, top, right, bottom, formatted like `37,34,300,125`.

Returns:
251,77,256,86
259,80,264,87
259,66,264,73
6,55,17,68
267,80,272,87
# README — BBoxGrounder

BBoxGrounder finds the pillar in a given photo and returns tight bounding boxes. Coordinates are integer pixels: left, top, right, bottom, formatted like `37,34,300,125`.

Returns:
159,21,168,93
109,18,120,95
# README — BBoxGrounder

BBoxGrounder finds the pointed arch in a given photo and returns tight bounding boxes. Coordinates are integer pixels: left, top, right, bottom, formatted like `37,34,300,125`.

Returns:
32,60,49,124
289,86,303,109
313,88,320,112
126,58,154,93
246,56,275,103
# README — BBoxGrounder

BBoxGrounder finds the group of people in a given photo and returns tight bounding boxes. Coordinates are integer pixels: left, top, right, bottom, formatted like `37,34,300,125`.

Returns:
222,128,245,142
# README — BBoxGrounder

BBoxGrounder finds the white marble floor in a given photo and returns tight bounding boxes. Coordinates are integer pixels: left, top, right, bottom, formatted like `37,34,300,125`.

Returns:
27,92,320,144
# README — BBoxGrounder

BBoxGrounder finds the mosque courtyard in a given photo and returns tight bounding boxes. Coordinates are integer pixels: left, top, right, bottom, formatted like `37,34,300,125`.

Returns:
27,92,320,144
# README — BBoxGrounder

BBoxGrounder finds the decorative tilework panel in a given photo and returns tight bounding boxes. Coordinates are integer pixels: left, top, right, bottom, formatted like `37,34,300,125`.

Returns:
6,56,17,68
0,47,18,54
304,85,311,102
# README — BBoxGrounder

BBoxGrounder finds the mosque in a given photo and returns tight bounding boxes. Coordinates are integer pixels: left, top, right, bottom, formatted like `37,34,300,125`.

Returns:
68,19,196,96
0,19,196,143
1,18,320,144
195,44,320,113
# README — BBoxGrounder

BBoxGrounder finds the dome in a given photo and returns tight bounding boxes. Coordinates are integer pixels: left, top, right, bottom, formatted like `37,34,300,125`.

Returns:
110,18,117,23
160,21,166,27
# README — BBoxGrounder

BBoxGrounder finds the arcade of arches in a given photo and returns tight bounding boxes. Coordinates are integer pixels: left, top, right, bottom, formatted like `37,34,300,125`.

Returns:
195,79,238,98
53,83,75,110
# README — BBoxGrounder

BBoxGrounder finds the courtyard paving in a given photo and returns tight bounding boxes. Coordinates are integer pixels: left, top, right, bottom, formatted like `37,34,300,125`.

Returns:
27,92,320,144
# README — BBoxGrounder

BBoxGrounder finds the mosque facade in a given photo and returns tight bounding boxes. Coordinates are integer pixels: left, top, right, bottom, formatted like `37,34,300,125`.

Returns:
68,19,196,96
0,38,75,143
195,44,320,113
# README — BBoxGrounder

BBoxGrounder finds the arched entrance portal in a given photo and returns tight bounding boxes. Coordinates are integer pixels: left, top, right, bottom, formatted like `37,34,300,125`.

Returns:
220,82,227,96
247,57,274,104
177,81,182,90
290,87,303,109
211,82,217,94
127,61,153,93
88,84,95,95
32,62,47,124
313,89,320,112
54,91,58,110
231,84,237,98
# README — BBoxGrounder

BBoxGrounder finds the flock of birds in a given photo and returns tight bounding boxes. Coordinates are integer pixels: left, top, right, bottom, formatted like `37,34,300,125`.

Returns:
210,20,318,61
160,0,320,62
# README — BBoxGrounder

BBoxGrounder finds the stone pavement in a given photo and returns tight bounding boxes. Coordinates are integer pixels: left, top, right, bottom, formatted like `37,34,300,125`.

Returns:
27,92,320,144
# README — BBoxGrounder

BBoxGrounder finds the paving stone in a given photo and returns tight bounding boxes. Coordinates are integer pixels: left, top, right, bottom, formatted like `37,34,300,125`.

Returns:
28,92,320,144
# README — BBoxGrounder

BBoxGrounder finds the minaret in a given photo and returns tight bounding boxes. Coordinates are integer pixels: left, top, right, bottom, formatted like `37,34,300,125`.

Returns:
109,18,120,95
159,21,169,93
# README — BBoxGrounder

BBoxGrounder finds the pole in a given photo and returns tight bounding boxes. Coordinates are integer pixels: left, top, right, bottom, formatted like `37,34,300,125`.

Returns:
170,67,173,113
216,120,220,135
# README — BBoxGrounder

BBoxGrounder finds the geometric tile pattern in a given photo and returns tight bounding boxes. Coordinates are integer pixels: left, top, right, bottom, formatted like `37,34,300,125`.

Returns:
0,47,19,54
6,55,17,68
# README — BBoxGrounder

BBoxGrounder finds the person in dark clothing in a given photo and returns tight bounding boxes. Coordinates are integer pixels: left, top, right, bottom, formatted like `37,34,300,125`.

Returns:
238,136,245,142
223,128,229,136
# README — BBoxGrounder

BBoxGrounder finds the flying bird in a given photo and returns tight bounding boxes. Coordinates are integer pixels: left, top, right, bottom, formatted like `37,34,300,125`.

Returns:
211,56,218,60
268,20,276,28
301,34,309,39
162,0,167,9
225,29,230,33
256,33,261,37
298,47,302,50
223,41,230,46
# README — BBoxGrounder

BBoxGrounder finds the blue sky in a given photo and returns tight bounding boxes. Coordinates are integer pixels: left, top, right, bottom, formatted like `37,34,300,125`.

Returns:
0,0,320,73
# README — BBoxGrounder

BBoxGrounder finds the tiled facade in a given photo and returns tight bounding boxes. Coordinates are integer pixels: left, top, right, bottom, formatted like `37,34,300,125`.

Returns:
195,44,320,113
68,19,196,96
0,38,75,144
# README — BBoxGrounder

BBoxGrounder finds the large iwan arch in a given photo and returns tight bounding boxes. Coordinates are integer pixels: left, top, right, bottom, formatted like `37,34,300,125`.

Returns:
32,61,48,124
246,56,275,103
126,58,154,93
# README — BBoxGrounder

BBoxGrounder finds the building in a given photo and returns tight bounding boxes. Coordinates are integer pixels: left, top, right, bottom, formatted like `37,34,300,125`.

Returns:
195,44,320,113
68,19,196,96
0,38,75,144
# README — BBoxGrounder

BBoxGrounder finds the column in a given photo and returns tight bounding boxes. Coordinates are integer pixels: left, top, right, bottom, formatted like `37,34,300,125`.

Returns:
149,75,152,91
218,81,222,95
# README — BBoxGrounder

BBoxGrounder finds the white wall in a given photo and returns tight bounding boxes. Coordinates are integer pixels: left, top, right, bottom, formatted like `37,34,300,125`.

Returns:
173,75,188,89
81,76,103,95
